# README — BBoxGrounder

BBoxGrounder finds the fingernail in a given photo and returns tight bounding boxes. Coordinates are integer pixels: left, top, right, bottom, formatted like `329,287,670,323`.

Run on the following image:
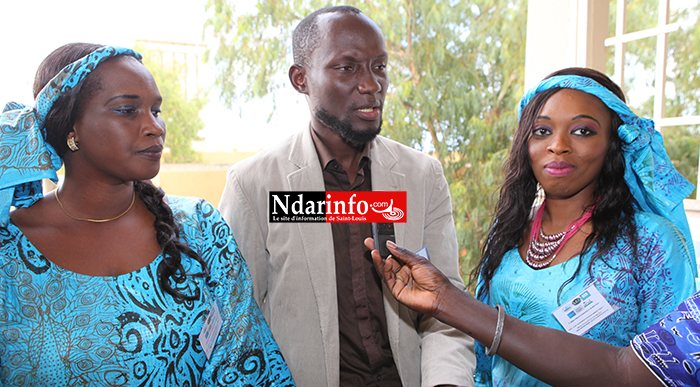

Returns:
387,240,396,247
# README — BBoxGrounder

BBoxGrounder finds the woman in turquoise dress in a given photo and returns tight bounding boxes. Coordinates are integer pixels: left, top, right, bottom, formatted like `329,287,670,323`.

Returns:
365,238,700,386
0,43,295,386
471,68,697,386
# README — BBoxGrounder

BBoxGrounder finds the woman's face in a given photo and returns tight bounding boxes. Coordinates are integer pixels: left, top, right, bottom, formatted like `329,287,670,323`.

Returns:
528,89,612,201
70,56,165,184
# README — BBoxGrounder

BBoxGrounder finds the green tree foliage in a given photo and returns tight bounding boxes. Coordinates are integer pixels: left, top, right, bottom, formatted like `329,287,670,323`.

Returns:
608,1,700,198
205,0,527,284
137,45,207,163
664,3,700,198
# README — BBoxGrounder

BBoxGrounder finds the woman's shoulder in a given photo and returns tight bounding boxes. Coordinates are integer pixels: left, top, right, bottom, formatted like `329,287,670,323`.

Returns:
165,194,231,241
626,210,693,272
165,196,242,278
165,194,210,212
631,210,683,238
9,195,58,230
165,195,219,222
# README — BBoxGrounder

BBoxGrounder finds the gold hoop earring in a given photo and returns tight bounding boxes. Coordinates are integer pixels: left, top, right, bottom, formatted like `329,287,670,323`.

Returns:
67,136,79,152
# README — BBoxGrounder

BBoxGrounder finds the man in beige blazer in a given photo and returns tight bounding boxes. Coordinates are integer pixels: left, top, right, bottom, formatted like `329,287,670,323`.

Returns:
219,6,475,387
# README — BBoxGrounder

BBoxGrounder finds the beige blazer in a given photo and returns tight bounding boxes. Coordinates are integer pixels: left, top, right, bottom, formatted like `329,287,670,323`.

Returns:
219,128,475,387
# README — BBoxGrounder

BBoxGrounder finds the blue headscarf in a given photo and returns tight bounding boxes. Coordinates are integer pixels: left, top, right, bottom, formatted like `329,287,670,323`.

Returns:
519,74,696,273
0,46,142,226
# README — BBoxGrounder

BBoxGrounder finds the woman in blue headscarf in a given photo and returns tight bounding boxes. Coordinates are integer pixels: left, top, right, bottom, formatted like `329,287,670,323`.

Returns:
469,67,696,386
0,43,295,386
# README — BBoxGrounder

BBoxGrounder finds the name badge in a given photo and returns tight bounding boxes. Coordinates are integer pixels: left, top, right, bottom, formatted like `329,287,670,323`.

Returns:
552,284,617,336
200,300,223,359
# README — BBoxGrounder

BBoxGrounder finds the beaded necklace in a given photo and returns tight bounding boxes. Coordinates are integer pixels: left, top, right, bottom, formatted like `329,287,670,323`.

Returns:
526,201,593,269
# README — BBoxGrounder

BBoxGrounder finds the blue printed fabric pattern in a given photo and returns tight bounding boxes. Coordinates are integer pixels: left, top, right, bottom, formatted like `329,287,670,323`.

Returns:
633,292,700,387
0,196,295,386
475,211,696,387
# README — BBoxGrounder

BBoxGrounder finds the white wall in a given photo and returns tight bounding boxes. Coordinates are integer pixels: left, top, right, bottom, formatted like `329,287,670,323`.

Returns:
524,0,609,89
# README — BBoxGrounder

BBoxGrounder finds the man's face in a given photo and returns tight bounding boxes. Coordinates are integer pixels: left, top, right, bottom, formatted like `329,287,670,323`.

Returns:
304,12,388,147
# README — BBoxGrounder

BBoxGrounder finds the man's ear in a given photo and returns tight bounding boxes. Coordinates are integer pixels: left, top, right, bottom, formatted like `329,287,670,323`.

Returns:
289,64,308,94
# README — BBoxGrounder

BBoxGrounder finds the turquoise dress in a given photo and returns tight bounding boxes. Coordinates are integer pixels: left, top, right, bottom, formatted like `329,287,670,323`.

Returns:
0,196,295,386
475,211,696,387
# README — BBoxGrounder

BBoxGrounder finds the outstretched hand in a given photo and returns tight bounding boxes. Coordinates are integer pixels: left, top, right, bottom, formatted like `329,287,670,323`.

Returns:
364,238,454,317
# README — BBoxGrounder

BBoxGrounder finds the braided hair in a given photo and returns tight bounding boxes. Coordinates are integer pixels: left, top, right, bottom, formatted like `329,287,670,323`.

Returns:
134,181,208,300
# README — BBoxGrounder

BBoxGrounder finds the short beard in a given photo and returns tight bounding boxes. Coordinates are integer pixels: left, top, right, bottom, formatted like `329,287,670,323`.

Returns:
314,108,381,148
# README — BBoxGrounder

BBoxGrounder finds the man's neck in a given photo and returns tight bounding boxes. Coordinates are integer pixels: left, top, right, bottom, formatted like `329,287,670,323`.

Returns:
310,125,369,179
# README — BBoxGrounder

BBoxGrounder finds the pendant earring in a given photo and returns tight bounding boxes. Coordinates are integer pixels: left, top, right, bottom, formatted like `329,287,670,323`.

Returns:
533,181,545,207
67,136,79,152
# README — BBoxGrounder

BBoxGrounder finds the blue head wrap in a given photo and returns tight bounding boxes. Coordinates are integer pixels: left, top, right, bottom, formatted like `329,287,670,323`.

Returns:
519,74,696,272
0,46,142,226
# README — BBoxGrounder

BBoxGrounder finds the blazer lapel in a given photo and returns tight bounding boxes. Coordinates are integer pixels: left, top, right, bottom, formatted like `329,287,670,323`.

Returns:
287,128,339,384
370,137,406,371
370,137,406,245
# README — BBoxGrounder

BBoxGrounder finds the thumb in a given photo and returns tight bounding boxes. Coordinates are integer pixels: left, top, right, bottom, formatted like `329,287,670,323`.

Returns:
386,241,425,267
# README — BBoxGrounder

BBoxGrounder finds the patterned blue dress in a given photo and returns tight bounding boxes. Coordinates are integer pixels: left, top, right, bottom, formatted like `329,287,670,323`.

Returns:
475,211,696,387
632,291,700,386
0,196,295,386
